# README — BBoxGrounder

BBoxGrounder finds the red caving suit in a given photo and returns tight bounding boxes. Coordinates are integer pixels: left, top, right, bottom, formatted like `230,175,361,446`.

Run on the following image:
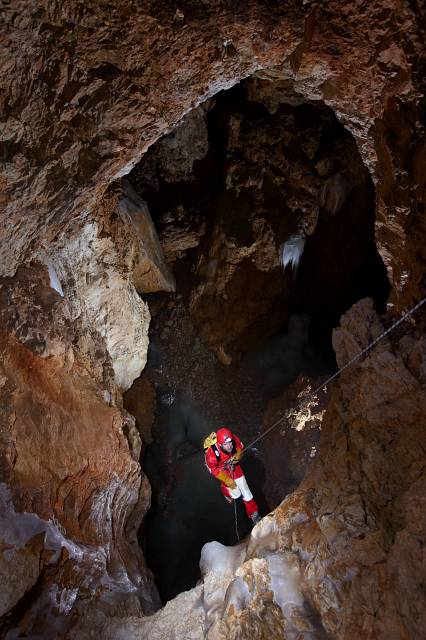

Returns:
205,432,259,518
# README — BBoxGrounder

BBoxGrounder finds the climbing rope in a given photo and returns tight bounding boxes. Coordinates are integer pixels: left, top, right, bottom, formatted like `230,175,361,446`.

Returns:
233,496,240,542
229,465,240,541
244,294,426,453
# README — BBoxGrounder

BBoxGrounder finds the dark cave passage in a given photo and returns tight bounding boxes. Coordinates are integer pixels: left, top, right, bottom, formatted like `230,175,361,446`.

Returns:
134,295,270,602
124,80,391,602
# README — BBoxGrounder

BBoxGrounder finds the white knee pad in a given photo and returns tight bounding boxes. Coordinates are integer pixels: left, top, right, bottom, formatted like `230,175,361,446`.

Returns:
229,485,242,499
235,475,253,501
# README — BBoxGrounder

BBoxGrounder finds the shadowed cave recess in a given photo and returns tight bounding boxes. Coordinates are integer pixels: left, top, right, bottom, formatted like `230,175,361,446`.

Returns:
124,80,391,602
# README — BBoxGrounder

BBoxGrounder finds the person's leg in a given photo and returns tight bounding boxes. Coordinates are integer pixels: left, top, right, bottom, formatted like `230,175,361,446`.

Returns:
220,482,241,502
234,475,259,518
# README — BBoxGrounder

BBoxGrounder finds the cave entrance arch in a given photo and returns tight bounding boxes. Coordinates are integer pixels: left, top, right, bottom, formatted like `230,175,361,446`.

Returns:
123,76,391,602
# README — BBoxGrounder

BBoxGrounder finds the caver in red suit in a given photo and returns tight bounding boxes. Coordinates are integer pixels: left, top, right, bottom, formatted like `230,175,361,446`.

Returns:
204,427,260,523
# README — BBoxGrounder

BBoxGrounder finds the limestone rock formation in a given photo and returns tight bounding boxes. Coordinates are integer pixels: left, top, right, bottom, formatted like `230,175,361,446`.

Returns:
0,256,159,635
189,219,285,357
37,179,173,391
155,207,206,264
117,181,175,295
135,105,211,188
45,217,150,391
0,334,160,629
131,79,387,358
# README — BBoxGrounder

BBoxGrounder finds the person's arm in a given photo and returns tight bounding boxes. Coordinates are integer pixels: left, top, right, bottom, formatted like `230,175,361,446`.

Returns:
232,435,244,461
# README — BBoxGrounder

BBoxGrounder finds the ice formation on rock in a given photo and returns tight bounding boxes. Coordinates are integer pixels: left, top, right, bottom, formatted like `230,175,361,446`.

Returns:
47,260,64,297
280,233,306,271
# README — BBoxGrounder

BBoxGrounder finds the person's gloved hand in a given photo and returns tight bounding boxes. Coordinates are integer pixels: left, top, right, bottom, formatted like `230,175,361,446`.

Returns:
226,478,237,490
233,449,243,462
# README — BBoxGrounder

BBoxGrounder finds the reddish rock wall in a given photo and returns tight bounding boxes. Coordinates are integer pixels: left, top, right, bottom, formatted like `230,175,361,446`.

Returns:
0,265,159,633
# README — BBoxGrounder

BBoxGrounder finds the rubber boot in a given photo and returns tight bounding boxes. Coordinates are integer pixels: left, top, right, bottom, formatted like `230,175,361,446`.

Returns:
250,511,261,524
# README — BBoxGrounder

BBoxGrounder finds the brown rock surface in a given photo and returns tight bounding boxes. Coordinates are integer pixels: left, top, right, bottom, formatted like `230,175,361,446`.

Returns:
0,1,424,309
117,180,175,294
0,264,159,634
0,1,305,277
189,221,286,356
0,528,43,619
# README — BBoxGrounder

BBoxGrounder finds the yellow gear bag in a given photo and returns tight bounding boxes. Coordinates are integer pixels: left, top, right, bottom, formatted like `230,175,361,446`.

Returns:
203,431,217,452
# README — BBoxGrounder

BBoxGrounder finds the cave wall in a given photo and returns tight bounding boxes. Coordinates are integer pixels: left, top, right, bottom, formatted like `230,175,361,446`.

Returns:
0,263,160,633
1,0,424,307
131,90,388,357
0,0,425,636
0,179,175,631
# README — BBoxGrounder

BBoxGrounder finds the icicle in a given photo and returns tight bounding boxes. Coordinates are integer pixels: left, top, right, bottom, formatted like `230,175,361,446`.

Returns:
47,260,64,297
279,233,306,271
